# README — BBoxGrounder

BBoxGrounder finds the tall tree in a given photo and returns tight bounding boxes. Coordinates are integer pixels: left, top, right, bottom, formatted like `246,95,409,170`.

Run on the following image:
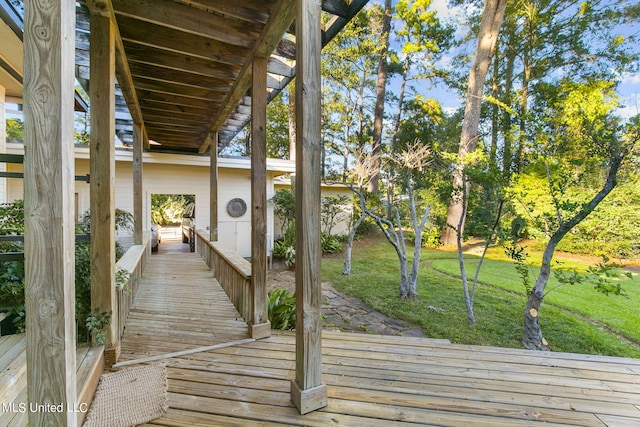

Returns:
441,0,509,245
368,0,393,193
322,7,378,179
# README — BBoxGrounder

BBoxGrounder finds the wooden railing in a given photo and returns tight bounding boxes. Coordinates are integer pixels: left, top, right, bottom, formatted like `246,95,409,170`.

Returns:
195,229,252,321
114,234,150,341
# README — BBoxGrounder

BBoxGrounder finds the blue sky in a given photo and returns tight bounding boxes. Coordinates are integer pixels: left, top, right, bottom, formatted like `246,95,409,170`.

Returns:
376,0,640,119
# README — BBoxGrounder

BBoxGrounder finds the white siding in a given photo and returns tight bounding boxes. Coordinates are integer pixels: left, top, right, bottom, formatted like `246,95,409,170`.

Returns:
4,145,289,258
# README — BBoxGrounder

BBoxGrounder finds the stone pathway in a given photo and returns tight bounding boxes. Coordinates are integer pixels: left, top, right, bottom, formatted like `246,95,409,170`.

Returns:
268,266,426,337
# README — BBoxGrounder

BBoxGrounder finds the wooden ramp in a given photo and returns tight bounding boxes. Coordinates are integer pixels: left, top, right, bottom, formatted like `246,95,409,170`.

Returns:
118,239,250,364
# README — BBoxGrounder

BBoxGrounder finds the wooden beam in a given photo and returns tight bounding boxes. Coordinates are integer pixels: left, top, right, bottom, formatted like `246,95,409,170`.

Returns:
84,0,145,132
89,12,118,354
201,0,296,154
116,15,250,67
322,0,369,45
111,0,260,49
291,0,327,415
0,85,6,204
122,41,241,81
23,0,78,424
133,123,144,245
209,132,218,242
250,57,271,340
321,0,350,17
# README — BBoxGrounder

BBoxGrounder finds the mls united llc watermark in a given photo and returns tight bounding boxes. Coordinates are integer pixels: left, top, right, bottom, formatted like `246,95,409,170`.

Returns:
2,401,89,414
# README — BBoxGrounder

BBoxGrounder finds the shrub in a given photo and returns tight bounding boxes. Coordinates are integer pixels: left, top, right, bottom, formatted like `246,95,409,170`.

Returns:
268,288,296,330
0,200,132,340
321,233,343,254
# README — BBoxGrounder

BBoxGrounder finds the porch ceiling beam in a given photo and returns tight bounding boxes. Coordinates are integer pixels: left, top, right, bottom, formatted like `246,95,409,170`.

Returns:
115,15,249,67
83,0,146,140
321,0,351,18
122,41,241,81
111,0,260,49
179,0,277,24
200,0,296,154
126,63,234,93
322,0,369,45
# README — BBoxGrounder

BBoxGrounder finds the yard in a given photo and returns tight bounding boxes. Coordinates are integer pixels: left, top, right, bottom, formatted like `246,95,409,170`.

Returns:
319,234,640,358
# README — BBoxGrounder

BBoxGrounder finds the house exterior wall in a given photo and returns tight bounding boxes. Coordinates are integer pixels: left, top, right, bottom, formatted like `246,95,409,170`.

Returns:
5,143,293,258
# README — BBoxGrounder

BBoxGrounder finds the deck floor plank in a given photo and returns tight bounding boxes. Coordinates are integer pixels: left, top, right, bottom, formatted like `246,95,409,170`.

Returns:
116,242,640,426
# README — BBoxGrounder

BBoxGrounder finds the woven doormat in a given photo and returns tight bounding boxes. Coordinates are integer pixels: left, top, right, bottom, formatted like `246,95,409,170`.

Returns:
83,363,168,427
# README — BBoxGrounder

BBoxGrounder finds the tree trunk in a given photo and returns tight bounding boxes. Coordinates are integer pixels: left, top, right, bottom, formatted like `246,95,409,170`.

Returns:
441,0,508,245
523,155,623,350
406,180,430,298
343,193,366,275
502,47,515,178
489,41,500,167
368,0,392,194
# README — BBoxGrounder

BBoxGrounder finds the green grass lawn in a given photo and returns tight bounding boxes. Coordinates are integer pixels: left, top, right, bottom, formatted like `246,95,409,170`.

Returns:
321,236,640,358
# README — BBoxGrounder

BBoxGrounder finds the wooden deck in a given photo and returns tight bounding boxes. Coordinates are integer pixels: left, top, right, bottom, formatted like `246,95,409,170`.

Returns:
116,240,640,426
0,335,103,426
130,331,639,427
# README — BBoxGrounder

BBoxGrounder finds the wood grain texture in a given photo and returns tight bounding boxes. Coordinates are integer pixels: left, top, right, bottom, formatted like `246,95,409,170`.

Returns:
22,0,78,424
0,336,103,427
202,0,296,153
133,123,143,245
118,239,250,363
250,57,270,338
209,132,219,242
127,331,640,426
292,0,325,413
89,12,117,349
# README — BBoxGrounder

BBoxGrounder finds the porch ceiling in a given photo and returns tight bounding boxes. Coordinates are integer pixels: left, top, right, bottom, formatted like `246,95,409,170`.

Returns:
76,0,368,154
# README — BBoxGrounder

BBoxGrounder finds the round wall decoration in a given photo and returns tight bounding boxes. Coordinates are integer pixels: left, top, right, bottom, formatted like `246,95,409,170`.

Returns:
227,198,247,217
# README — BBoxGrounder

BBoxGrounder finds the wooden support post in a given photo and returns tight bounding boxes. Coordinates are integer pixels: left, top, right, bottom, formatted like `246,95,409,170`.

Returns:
250,57,271,339
89,12,118,361
23,0,78,424
133,123,144,245
209,132,219,242
291,0,327,415
0,84,6,204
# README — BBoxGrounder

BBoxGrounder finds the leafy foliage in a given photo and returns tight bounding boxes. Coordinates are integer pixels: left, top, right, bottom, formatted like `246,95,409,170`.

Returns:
5,118,24,143
321,233,343,254
266,89,291,159
85,311,111,345
268,289,296,330
0,200,133,340
321,195,350,236
271,189,295,235
151,194,194,226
